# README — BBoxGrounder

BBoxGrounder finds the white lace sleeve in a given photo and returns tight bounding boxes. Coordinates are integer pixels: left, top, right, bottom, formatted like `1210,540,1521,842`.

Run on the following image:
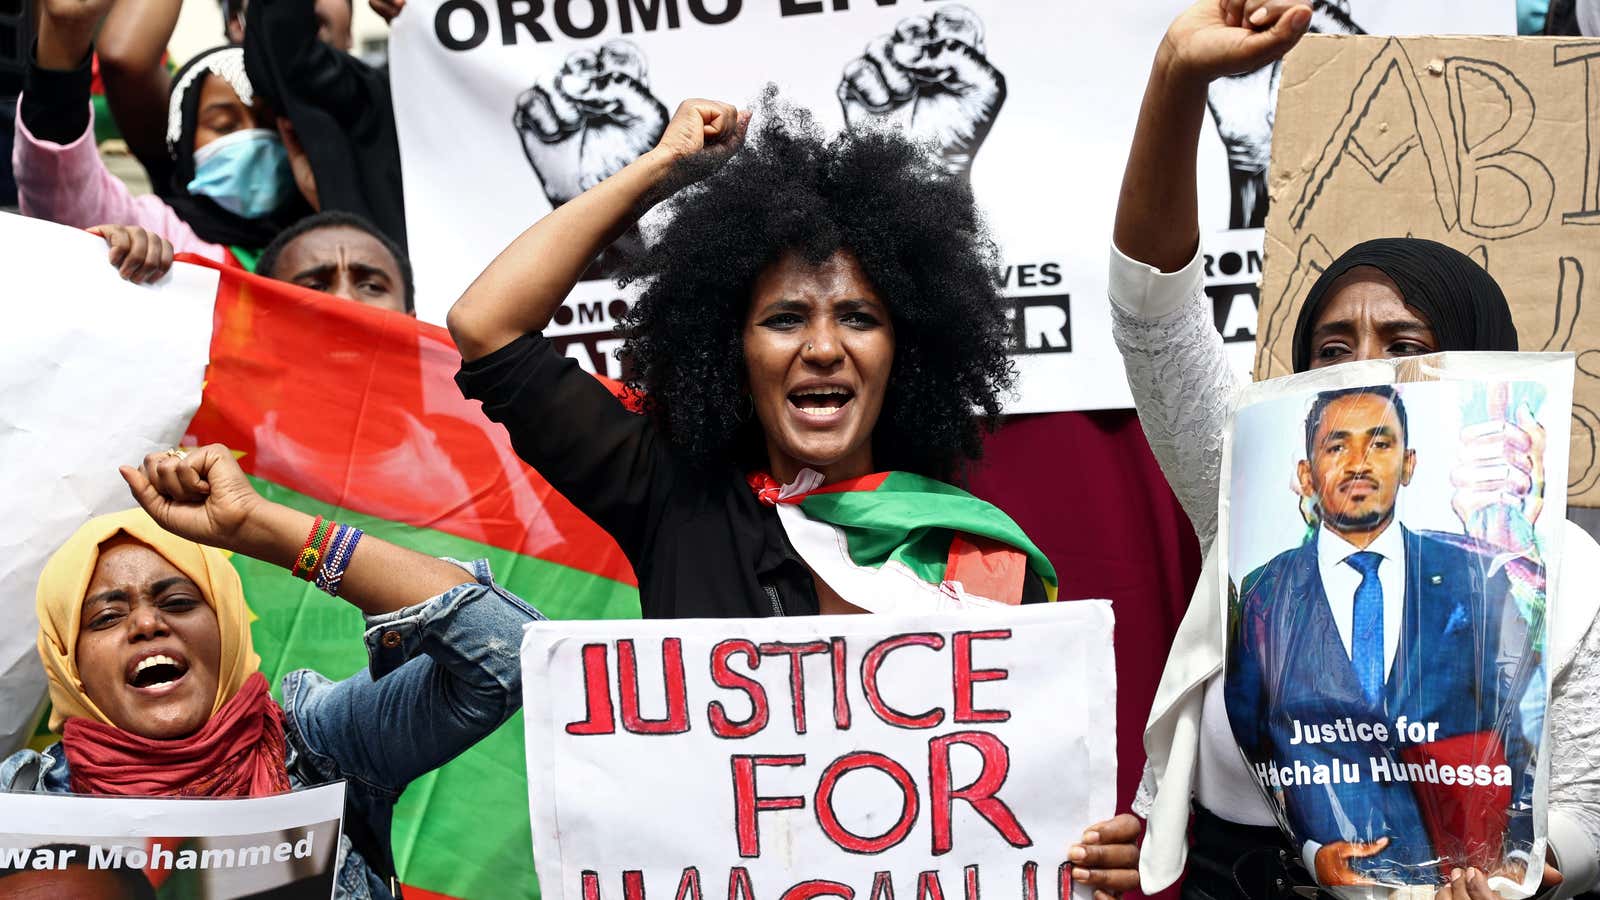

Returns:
1108,245,1241,553
1547,603,1600,895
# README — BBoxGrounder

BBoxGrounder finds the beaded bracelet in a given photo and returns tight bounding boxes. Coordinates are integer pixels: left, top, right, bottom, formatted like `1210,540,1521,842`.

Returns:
290,516,331,580
313,524,365,597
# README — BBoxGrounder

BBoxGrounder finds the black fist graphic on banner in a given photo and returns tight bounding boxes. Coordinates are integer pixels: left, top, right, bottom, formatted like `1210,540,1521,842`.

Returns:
1206,0,1363,229
837,6,1006,179
514,41,669,207
513,40,666,279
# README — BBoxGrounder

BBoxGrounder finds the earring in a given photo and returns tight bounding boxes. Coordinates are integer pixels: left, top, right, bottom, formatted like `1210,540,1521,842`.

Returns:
735,394,754,423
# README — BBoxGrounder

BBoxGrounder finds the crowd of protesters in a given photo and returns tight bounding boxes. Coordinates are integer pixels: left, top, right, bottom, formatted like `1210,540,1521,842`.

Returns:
2,1,1599,899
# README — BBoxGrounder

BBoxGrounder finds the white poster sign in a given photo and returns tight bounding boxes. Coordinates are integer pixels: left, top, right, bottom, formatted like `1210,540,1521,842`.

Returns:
520,603,1115,900
0,214,217,755
0,783,346,899
388,1,1509,412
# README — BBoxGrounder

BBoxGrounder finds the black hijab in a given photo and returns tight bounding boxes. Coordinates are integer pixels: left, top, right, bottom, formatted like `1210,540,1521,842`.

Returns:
164,46,310,252
1290,237,1519,372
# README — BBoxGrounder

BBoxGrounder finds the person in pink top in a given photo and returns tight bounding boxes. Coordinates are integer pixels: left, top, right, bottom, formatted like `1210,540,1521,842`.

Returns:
15,0,314,269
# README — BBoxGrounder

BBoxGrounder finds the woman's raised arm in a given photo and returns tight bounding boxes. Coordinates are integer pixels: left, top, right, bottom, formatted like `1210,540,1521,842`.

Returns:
445,99,746,362
120,444,473,614
1113,0,1311,272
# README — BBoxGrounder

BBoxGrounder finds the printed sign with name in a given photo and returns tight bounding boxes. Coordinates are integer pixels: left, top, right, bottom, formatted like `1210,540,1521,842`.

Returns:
0,782,346,899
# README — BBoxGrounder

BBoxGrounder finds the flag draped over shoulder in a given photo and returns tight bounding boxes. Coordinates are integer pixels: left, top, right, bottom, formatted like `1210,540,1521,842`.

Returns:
178,255,639,900
750,470,1058,611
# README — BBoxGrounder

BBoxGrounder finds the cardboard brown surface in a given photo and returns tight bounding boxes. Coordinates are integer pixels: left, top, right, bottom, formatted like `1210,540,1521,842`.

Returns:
1258,34,1600,505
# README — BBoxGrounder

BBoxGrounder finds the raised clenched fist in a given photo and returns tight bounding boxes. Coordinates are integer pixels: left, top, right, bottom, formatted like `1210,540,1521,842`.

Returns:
514,40,670,207
1206,0,1363,228
837,6,1005,179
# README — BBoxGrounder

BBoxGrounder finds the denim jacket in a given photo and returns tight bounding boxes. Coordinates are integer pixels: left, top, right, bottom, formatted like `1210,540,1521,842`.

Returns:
1,558,543,900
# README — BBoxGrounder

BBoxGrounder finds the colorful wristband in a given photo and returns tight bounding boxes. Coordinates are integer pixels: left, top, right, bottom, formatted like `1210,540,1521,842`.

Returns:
314,525,364,597
291,516,333,581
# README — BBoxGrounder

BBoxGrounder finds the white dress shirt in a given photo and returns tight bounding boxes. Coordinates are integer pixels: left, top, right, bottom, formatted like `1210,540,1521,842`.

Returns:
1316,522,1407,680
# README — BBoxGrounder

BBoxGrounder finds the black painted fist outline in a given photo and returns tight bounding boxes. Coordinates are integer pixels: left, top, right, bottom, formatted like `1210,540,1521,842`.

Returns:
514,40,669,207
837,6,1006,179
1206,0,1363,228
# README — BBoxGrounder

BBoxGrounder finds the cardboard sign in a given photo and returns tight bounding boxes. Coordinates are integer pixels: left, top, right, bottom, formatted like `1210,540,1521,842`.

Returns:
1218,352,1574,895
0,783,345,899
519,604,1115,900
1259,35,1600,506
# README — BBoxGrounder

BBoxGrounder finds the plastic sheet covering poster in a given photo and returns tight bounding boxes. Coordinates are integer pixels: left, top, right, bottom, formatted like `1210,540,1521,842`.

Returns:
1218,352,1575,895
0,783,344,899
520,603,1115,900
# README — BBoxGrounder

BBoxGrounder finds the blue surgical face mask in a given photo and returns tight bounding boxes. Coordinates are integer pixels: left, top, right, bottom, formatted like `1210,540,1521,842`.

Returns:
186,128,294,220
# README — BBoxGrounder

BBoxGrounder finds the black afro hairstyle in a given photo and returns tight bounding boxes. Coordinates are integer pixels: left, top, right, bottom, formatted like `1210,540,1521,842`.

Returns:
256,210,415,314
616,97,1015,482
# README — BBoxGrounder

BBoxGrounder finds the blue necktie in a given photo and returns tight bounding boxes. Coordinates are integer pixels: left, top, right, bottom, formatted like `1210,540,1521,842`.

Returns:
1346,551,1385,705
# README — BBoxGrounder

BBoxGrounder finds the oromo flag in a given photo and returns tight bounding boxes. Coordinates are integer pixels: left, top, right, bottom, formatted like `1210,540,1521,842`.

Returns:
4,213,637,900
182,254,641,900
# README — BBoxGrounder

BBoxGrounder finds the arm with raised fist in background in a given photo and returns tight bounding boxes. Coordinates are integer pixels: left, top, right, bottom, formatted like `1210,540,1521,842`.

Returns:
836,5,1004,179
1108,0,1313,552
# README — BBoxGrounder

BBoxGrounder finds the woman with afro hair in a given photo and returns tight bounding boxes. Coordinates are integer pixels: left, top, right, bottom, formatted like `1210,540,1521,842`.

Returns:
449,95,1060,618
452,93,1063,604
450,97,1143,895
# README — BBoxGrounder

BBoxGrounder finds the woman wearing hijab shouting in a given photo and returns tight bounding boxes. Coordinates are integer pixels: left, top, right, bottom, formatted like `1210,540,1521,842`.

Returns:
1,445,543,899
1112,2,1600,898
15,0,311,269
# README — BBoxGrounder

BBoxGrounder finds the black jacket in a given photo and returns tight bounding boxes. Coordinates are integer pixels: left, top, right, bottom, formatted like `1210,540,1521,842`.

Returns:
244,0,408,251
456,334,1044,618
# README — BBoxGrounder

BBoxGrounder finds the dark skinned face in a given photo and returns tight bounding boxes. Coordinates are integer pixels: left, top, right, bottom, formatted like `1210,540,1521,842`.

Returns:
74,539,221,741
1298,392,1417,548
742,249,895,485
268,226,410,314
1305,268,1439,368
191,74,274,154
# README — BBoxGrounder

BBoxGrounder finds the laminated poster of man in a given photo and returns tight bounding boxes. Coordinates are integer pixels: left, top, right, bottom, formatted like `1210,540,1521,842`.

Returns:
1224,385,1541,887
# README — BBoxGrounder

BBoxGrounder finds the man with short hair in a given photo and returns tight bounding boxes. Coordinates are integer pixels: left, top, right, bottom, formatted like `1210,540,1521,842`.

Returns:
255,210,414,314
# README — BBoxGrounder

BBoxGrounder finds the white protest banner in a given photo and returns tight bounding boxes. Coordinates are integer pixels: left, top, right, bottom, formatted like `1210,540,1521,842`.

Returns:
0,214,217,755
388,0,1507,412
0,783,345,898
520,603,1114,900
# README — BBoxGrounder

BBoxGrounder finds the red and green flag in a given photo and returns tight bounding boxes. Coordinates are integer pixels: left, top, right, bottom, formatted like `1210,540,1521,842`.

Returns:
181,258,640,900
750,470,1058,611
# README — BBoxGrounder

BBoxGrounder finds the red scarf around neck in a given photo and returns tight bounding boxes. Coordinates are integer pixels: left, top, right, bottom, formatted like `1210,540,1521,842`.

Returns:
62,672,291,798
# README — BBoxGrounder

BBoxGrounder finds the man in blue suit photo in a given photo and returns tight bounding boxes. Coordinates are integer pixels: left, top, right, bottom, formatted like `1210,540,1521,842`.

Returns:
1225,385,1539,887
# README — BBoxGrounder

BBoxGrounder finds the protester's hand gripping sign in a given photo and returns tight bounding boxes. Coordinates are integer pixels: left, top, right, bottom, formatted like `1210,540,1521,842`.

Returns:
520,605,1114,900
0,782,345,898
1219,353,1574,896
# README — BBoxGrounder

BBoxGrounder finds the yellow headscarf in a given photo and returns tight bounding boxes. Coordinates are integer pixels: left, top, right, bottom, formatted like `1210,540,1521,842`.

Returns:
36,508,260,731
